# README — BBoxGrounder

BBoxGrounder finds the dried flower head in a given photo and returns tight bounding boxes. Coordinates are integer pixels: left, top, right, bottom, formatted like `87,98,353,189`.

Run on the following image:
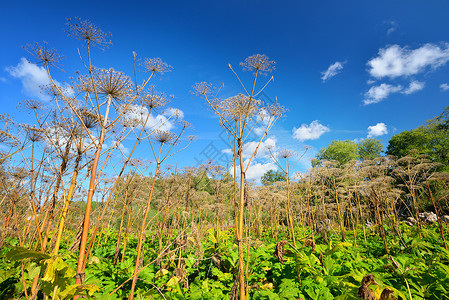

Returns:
24,126,44,142
0,130,18,145
0,114,12,123
205,164,226,178
220,94,261,121
12,167,29,180
79,108,100,129
179,121,191,129
122,116,143,128
141,58,173,75
66,17,112,49
192,82,214,96
265,102,285,118
265,145,275,153
278,149,296,159
93,68,133,101
152,130,176,144
42,84,74,101
141,91,169,109
187,135,198,142
74,74,94,94
119,104,148,128
240,54,275,75
42,84,61,98
24,42,64,66
128,158,147,168
18,99,47,111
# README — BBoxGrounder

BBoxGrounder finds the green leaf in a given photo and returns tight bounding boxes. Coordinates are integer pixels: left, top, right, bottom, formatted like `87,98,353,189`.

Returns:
6,247,51,262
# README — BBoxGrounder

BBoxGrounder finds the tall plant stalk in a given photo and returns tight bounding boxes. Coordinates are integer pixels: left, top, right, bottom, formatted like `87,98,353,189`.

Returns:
194,54,282,299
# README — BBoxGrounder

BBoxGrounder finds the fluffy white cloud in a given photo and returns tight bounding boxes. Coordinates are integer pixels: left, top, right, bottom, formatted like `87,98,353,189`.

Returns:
232,159,277,182
367,123,388,138
253,126,266,136
245,161,277,182
367,44,449,79
6,58,73,101
7,58,51,101
363,83,402,105
402,80,425,95
292,120,329,142
221,136,277,160
321,61,344,81
163,107,184,119
440,83,449,91
122,105,175,132
242,137,276,159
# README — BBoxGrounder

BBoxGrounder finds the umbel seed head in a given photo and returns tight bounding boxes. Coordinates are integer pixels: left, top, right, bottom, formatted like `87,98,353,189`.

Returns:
24,42,64,67
152,130,176,144
66,17,112,49
192,82,214,96
93,68,133,101
240,54,275,75
141,58,173,75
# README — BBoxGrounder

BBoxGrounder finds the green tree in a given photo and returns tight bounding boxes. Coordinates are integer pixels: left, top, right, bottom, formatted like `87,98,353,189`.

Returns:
358,138,383,160
387,106,449,168
261,169,286,186
314,140,358,166
386,129,427,158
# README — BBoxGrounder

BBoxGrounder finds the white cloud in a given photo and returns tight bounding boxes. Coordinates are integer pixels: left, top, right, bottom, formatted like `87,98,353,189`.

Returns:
232,159,277,182
122,105,174,132
321,61,345,81
292,120,329,142
363,80,423,104
245,161,277,182
241,137,276,159
112,140,130,155
367,44,449,79
6,58,51,101
222,148,233,155
253,126,265,136
367,123,388,138
221,136,277,165
0,77,6,82
402,80,425,95
440,83,449,91
385,21,398,35
6,58,73,101
363,83,402,105
163,107,184,120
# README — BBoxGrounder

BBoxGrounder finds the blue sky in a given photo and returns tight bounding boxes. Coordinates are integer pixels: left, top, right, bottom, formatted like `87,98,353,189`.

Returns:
1,0,448,181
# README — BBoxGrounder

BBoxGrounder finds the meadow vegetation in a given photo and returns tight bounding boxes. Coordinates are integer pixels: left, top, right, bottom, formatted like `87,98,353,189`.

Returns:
0,18,448,300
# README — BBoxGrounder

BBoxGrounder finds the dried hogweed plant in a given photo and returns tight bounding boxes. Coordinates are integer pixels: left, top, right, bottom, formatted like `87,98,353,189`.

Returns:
194,54,284,300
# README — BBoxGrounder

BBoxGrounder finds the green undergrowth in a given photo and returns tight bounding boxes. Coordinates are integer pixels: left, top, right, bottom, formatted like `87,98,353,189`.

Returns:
1,224,448,299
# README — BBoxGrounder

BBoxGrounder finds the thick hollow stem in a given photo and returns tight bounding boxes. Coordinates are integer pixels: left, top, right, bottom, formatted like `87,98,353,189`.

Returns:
129,162,161,300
